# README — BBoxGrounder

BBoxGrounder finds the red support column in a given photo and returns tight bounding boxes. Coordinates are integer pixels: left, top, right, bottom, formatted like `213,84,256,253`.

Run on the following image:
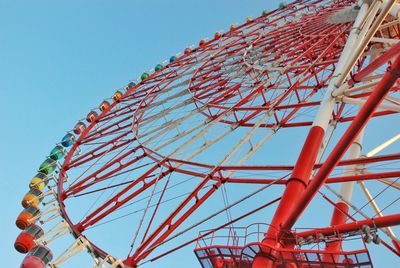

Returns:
252,51,400,268
264,126,326,244
283,54,400,230
324,128,364,258
252,125,326,268
323,201,350,260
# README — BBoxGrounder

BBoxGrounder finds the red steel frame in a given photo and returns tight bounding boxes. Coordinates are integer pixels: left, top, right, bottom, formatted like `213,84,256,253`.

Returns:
253,39,400,268
51,0,400,267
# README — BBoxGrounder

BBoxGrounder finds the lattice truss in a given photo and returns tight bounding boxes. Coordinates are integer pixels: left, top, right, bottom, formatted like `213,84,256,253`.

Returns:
16,0,400,267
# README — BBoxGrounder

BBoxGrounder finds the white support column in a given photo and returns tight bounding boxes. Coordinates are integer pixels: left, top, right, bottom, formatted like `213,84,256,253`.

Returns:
339,130,364,204
312,0,373,131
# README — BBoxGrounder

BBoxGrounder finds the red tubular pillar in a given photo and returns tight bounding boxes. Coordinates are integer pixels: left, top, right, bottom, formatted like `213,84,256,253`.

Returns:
329,202,350,227
283,53,400,230
252,125,325,268
265,126,325,242
323,202,350,261
253,53,400,268
325,130,363,258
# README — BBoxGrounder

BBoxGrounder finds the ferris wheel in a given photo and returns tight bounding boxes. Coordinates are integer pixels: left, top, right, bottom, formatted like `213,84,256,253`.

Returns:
15,0,400,267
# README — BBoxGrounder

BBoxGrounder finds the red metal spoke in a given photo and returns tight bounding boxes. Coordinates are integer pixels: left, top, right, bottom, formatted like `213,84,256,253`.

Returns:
80,122,133,146
82,108,139,143
188,21,352,129
64,142,145,195
75,163,169,231
68,132,134,169
67,153,149,197
65,145,144,196
72,170,154,198
349,41,400,86
127,172,223,265
146,197,282,264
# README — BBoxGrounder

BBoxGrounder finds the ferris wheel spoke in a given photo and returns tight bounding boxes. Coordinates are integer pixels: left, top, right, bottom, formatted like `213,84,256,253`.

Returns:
357,181,398,240
68,150,147,195
65,144,143,196
365,133,400,158
128,170,222,264
68,131,134,168
144,126,231,169
134,98,197,134
127,111,280,263
136,103,215,149
71,163,155,198
153,112,233,159
340,95,400,112
81,123,133,146
95,99,141,124
323,183,400,247
138,109,206,145
361,132,400,190
149,119,219,152
222,127,280,180
144,86,191,111
90,85,191,143
378,178,400,190
328,170,400,183
75,162,169,231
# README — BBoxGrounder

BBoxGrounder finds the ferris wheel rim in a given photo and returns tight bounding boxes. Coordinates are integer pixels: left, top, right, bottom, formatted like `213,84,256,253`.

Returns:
21,0,398,267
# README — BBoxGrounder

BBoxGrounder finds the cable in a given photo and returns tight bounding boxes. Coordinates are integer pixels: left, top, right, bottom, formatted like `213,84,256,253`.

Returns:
350,177,400,218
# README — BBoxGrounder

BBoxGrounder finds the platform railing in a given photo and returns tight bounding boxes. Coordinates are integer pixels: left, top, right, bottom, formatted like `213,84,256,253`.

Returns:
194,224,375,268
195,223,270,250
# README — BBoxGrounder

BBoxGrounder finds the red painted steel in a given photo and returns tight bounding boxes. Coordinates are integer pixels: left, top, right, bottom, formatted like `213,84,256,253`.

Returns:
48,0,400,266
262,126,325,248
296,214,400,238
350,41,400,86
324,202,350,261
283,53,400,230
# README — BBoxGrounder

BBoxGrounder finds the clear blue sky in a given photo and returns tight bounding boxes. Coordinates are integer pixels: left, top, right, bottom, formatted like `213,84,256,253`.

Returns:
0,0,398,267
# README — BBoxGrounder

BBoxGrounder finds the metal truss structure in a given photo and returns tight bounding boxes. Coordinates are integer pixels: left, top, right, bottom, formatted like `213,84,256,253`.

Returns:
15,0,400,267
